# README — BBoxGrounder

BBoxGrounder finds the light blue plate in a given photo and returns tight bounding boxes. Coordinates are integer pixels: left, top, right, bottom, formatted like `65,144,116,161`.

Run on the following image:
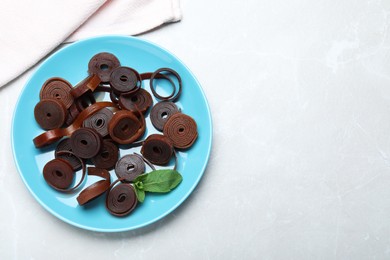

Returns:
11,35,212,232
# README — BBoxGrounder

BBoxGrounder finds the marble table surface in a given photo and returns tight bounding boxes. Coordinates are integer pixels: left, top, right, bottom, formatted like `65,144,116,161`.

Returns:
2,0,390,259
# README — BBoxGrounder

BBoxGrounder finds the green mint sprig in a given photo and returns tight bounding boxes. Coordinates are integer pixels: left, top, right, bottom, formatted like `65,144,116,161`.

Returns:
132,170,183,203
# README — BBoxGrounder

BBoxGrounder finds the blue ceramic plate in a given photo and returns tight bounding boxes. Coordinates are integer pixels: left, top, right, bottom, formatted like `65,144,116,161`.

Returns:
11,36,212,232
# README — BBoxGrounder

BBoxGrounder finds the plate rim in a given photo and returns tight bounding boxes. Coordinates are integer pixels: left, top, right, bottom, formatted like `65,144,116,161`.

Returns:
11,35,213,232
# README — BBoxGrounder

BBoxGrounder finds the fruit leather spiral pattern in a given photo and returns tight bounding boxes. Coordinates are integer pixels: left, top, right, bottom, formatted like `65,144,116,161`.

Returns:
90,140,119,170
33,102,116,148
115,154,145,182
108,110,145,144
34,99,67,130
83,107,113,137
106,180,138,217
118,88,152,114
55,138,83,170
110,66,141,95
141,134,174,165
88,52,120,83
40,77,74,109
70,128,103,159
43,151,86,193
163,113,198,149
150,101,180,131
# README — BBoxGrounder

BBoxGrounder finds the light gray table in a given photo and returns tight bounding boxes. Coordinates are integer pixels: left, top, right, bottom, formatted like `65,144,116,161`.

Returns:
2,0,390,259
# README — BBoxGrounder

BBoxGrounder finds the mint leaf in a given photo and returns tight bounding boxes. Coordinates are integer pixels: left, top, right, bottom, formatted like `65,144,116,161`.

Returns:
133,184,145,203
135,181,144,190
133,173,148,183
136,170,182,193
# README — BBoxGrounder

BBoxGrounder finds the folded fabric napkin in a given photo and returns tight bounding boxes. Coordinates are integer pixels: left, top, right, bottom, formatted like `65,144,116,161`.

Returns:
0,0,181,88
68,0,182,42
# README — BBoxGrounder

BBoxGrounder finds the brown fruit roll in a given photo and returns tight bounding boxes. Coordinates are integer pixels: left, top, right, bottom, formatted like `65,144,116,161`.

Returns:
105,179,138,217
115,154,145,182
43,158,75,190
110,66,141,95
34,99,67,130
40,77,74,109
69,128,103,159
150,101,180,131
43,151,86,193
163,113,198,149
149,68,182,102
140,134,174,165
108,110,145,144
55,138,83,171
83,107,113,137
118,88,152,114
88,52,120,83
70,74,101,99
90,140,119,170
77,167,111,206
33,101,116,148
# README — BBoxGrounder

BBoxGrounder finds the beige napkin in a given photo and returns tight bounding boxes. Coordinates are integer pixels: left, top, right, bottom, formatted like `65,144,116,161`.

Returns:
68,0,182,41
0,0,182,87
